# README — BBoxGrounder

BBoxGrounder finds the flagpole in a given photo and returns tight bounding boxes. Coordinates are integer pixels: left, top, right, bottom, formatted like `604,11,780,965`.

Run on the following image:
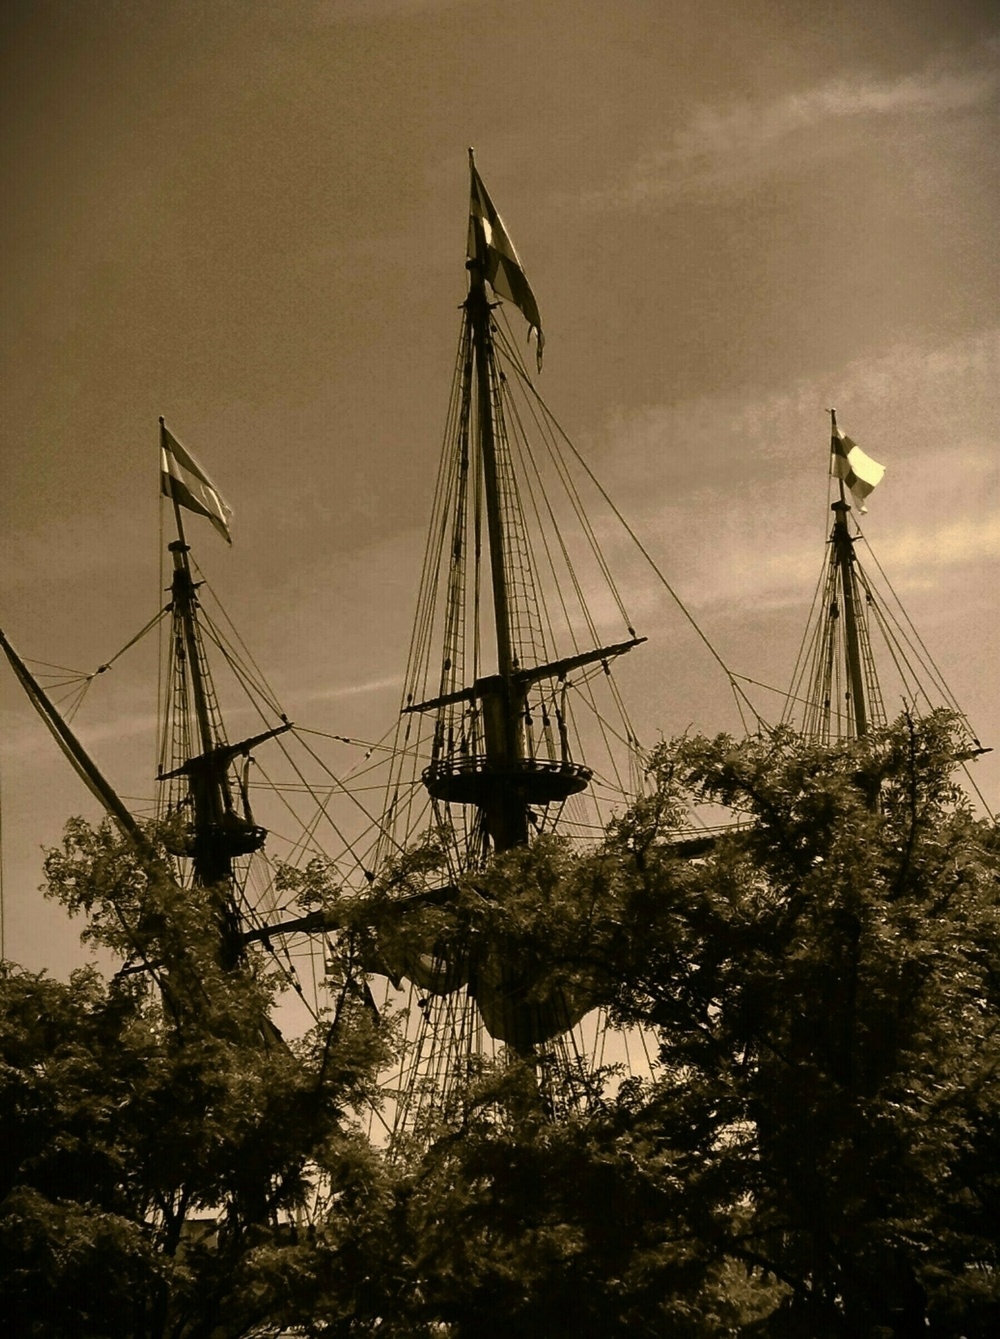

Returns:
464,151,529,848
828,409,868,738
467,150,515,688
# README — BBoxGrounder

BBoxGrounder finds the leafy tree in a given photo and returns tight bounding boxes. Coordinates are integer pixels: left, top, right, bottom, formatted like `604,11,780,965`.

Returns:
601,711,1000,1337
5,714,998,1338
347,712,999,1338
0,820,395,1338
373,1059,786,1339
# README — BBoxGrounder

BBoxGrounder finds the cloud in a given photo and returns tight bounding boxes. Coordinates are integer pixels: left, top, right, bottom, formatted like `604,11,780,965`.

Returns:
307,674,403,702
871,512,1000,574
590,328,1000,619
596,59,999,206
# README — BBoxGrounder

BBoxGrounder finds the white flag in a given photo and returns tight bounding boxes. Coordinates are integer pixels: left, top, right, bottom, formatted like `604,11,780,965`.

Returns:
467,154,544,368
831,423,884,513
160,423,232,543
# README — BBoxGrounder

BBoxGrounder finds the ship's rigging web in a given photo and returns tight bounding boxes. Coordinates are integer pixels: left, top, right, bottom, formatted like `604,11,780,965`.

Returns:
6,311,992,1153
0,295,781,1142
779,499,991,813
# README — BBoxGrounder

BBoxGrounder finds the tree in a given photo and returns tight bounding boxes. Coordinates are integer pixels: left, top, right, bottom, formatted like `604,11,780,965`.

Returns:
372,1058,786,1339
5,714,998,1337
350,712,999,1338
601,711,1000,1336
0,820,395,1338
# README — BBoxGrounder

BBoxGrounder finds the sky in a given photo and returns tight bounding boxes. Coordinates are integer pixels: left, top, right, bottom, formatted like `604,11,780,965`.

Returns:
2,0,998,978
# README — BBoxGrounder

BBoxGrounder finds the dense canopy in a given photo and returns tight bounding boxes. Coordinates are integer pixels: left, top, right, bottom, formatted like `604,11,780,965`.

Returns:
1,713,998,1336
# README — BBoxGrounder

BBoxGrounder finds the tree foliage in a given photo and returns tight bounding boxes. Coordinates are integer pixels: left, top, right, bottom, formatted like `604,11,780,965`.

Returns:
2,713,998,1337
352,712,1000,1337
600,711,1000,1336
0,822,394,1338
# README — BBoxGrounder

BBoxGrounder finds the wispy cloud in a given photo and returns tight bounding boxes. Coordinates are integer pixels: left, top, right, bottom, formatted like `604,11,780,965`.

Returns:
596,59,999,206
307,674,403,702
592,328,1000,618
875,514,1000,577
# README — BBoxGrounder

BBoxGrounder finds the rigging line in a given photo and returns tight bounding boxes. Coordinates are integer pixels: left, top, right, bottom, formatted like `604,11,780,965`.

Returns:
406,317,472,711
526,415,631,640
31,673,90,690
498,361,644,757
730,679,752,736
196,612,285,718
495,318,636,631
251,778,395,798
565,679,646,756
782,540,831,719
287,729,410,874
293,746,423,792
60,679,94,726
958,761,995,820
245,774,337,870
293,725,400,757
505,409,577,662
853,526,979,732
860,593,937,717
739,672,842,713
565,677,628,801
859,566,971,723
284,727,397,841
254,743,378,880
506,389,601,654
191,565,288,716
88,609,170,679
508,349,768,733
20,657,92,676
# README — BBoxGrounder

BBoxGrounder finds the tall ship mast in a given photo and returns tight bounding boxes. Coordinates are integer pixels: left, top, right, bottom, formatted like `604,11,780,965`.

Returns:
155,420,292,969
0,422,360,1003
783,411,987,766
404,152,643,856
371,153,650,1132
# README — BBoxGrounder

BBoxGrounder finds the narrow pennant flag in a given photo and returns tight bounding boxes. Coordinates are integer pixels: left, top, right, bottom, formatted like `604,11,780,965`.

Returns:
467,153,544,368
831,422,885,513
160,422,233,543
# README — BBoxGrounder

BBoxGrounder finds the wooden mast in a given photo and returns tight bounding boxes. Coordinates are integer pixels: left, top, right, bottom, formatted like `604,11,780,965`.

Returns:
829,409,868,738
463,151,532,850
378,156,653,1069
411,154,643,864
158,419,290,965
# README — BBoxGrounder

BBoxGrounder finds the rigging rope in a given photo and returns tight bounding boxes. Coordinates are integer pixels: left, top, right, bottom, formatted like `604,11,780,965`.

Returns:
496,315,768,735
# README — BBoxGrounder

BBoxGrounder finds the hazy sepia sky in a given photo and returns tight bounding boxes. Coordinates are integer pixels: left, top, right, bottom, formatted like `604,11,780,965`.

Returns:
2,0,998,975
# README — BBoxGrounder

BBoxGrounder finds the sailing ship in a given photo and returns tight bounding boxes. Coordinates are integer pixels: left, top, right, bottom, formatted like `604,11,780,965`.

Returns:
1,152,988,1144
356,150,660,1134
0,152,658,1138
